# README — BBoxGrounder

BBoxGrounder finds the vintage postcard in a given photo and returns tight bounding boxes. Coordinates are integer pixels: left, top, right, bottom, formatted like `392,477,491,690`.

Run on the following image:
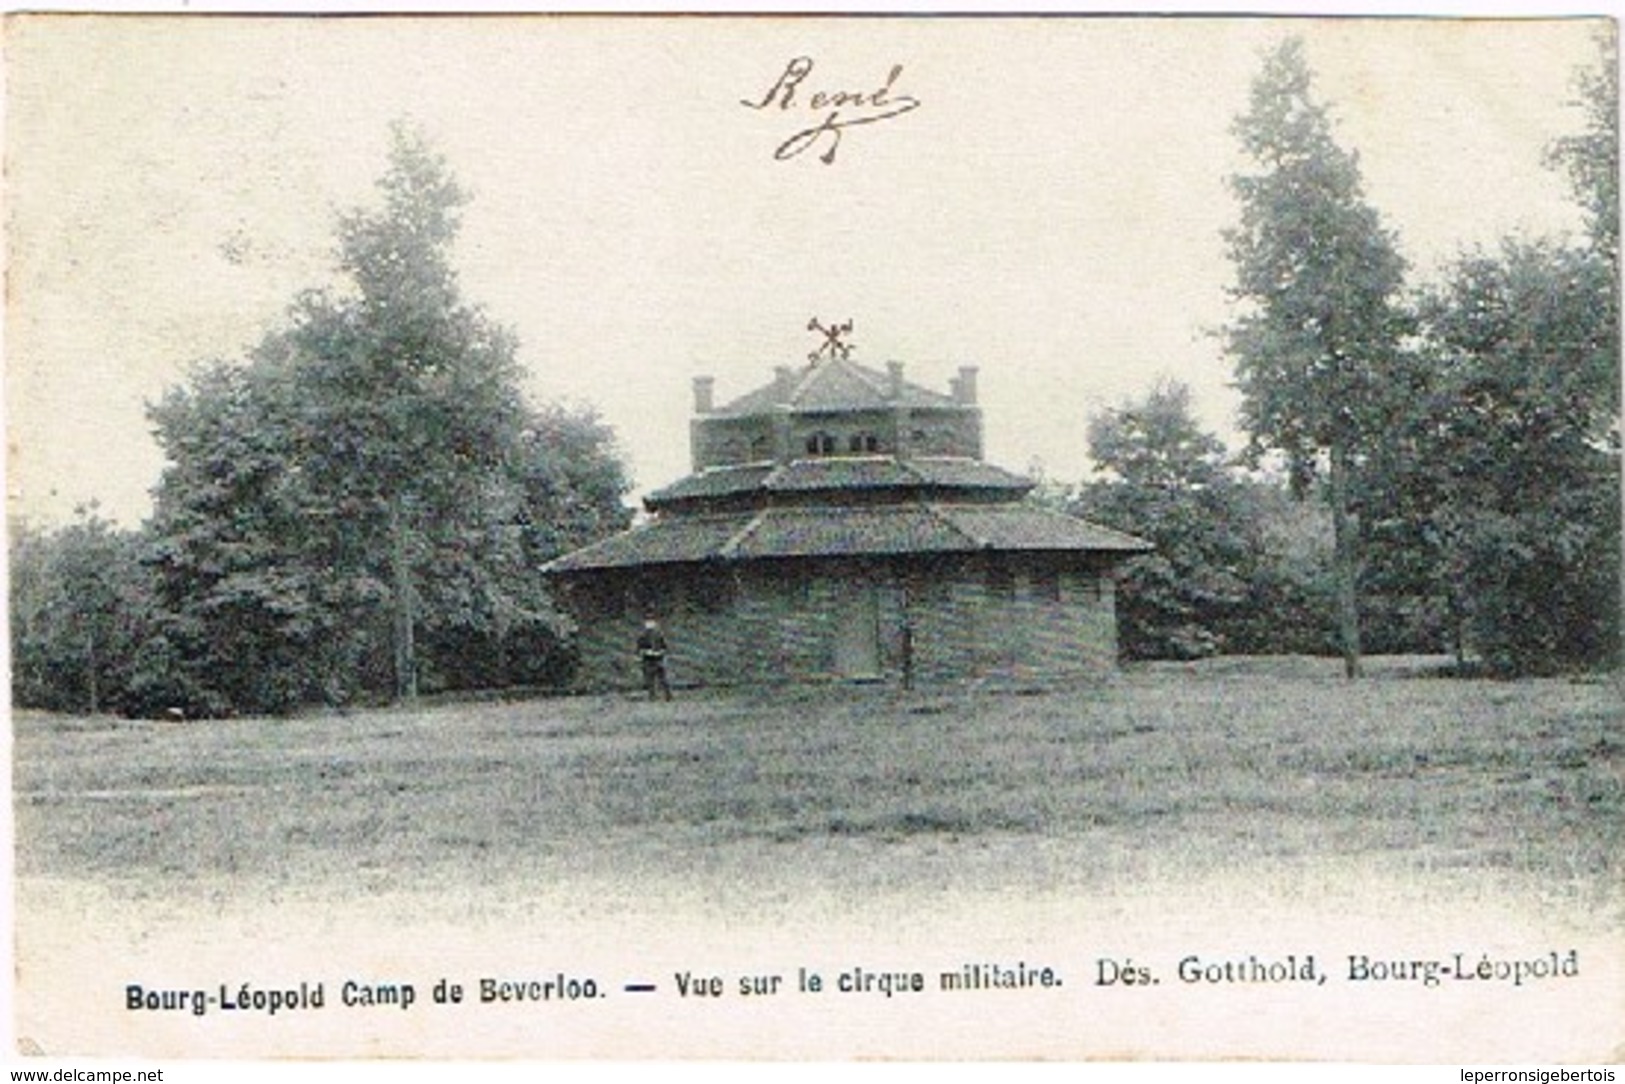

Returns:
4,11,1620,1064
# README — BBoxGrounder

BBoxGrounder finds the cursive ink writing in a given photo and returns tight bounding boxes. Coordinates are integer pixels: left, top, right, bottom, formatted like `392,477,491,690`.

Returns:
741,57,921,164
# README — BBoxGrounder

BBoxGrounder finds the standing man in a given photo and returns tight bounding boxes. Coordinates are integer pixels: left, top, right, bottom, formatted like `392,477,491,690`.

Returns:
637,618,673,701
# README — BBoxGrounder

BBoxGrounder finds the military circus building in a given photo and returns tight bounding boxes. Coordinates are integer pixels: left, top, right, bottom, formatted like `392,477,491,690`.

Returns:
544,325,1150,689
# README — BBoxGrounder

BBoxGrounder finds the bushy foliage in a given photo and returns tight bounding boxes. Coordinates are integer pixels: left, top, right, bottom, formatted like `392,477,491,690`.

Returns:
1364,34,1619,676
141,127,631,713
1403,239,1619,674
1071,381,1252,659
13,127,632,717
9,509,208,717
1212,34,1618,677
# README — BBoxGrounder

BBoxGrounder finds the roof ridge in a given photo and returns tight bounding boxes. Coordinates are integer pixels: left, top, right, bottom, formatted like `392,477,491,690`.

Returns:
838,356,891,395
719,509,768,558
786,363,821,402
1026,504,1153,547
539,532,617,572
926,502,988,548
796,355,886,403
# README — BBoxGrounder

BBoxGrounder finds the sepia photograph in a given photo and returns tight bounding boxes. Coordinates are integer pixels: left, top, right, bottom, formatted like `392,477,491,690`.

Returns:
4,11,1621,1063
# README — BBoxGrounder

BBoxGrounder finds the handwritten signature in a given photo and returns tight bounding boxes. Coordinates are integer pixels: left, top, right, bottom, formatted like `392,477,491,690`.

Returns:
741,57,921,165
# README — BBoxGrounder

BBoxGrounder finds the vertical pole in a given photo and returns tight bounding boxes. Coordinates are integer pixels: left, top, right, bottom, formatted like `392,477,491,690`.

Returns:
1329,440,1363,679
85,631,99,715
899,573,915,691
389,496,418,703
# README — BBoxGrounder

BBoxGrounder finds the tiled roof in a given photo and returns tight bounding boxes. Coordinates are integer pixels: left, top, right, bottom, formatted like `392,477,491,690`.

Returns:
764,457,920,491
716,356,961,415
644,456,1033,508
643,464,775,503
541,514,753,573
908,458,1034,490
727,506,968,558
934,504,1152,552
544,502,1150,573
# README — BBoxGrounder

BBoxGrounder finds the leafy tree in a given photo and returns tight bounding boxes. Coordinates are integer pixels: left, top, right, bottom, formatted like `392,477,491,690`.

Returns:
1223,38,1412,677
1366,33,1620,676
1072,380,1253,659
9,508,169,714
1546,29,1621,670
1546,27,1619,261
146,125,631,714
1216,478,1340,657
146,360,346,713
1409,238,1618,673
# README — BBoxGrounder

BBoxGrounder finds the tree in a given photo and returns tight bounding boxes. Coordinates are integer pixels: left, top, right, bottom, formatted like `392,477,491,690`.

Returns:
146,125,631,714
1071,380,1253,659
9,508,169,715
1410,239,1618,673
1217,476,1341,657
146,359,348,713
1367,33,1620,677
1546,29,1621,669
1546,27,1619,262
1223,38,1411,677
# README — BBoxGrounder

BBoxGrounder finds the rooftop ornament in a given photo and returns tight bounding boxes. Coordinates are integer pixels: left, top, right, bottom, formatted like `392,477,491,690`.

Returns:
807,317,855,365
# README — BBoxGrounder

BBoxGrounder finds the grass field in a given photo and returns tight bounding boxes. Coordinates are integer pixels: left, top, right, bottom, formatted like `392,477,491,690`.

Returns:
12,657,1623,1059
13,657,1621,913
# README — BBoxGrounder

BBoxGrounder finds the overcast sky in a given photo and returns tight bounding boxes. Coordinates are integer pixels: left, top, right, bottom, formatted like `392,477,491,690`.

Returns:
4,14,1603,528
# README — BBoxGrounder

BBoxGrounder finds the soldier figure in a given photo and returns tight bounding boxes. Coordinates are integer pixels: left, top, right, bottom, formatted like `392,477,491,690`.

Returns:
636,618,673,701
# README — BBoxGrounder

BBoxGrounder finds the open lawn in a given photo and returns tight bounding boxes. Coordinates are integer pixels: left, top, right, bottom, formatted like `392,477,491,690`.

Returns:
11,658,1623,1059
14,657,1621,906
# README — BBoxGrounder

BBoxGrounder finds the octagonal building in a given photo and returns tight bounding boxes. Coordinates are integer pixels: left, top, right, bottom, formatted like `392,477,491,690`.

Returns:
543,352,1150,689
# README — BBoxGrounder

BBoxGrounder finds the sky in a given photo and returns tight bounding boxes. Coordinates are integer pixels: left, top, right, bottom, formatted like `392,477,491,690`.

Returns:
3,14,1604,528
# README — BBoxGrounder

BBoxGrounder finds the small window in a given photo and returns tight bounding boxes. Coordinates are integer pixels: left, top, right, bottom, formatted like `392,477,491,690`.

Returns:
805,431,836,456
848,432,880,454
1032,567,1061,602
985,564,1015,599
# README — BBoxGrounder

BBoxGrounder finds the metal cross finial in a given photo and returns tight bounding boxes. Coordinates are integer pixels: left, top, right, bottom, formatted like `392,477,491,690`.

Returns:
807,318,855,365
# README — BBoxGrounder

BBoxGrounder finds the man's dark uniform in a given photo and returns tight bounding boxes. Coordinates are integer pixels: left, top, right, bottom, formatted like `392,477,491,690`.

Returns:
637,621,673,701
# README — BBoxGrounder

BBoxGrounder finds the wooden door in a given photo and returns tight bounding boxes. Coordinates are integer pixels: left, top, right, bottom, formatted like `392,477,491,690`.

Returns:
833,580,882,680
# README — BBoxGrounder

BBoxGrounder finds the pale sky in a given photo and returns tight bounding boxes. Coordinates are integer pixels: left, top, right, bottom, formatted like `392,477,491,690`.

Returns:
4,15,1602,528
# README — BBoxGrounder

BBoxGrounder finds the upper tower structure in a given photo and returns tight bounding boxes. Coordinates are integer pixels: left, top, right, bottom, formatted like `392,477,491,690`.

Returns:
687,355,984,470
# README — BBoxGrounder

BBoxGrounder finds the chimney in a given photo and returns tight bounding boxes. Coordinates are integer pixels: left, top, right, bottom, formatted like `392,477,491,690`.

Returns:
887,361,904,400
774,365,796,401
953,365,979,405
692,375,715,415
